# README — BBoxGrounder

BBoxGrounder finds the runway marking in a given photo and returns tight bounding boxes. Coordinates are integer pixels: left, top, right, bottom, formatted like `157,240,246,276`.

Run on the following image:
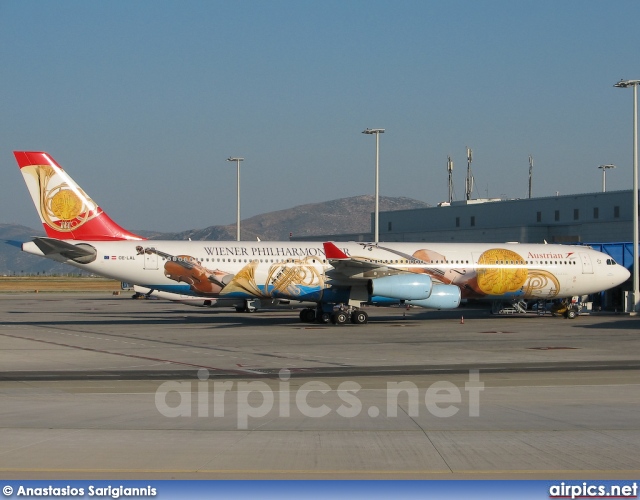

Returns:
0,332,258,377
528,346,579,350
53,331,148,347
30,325,352,368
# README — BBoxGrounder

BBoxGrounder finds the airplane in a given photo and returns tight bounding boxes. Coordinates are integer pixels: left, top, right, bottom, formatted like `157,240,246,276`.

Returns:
14,151,630,325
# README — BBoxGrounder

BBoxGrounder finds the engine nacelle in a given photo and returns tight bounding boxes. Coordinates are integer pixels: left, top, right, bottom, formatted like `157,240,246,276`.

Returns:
406,284,461,309
367,274,432,301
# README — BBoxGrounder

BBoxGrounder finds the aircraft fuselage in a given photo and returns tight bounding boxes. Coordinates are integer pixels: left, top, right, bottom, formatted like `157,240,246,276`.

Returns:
23,239,628,303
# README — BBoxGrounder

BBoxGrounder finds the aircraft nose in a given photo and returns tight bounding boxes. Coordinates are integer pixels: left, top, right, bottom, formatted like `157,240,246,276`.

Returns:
619,265,631,283
612,264,631,286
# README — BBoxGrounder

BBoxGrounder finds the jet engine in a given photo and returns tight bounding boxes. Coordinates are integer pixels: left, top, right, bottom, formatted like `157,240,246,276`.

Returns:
367,274,432,301
406,284,461,309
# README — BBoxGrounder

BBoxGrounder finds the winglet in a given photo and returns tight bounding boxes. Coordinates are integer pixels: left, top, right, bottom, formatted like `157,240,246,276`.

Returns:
14,151,144,241
323,242,349,260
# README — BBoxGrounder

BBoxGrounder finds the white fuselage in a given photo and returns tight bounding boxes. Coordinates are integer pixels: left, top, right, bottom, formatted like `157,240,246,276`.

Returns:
23,239,629,303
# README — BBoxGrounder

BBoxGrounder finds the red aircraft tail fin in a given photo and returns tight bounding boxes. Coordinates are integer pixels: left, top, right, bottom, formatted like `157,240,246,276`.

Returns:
14,151,144,241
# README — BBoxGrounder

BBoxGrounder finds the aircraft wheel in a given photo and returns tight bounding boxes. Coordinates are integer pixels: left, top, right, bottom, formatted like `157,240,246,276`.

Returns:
351,310,368,324
332,311,349,325
566,309,577,319
319,312,332,324
300,309,316,323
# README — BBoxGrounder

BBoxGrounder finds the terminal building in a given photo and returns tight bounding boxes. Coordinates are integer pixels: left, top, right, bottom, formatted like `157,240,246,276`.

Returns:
291,189,636,310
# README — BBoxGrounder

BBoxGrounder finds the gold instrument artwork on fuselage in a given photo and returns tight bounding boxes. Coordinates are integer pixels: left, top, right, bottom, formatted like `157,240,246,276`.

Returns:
221,260,262,297
521,270,561,298
266,257,324,297
223,257,324,298
24,164,98,232
476,248,529,295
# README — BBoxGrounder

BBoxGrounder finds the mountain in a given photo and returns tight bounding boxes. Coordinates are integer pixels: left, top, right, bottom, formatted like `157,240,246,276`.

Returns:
0,195,429,274
155,195,430,241
0,223,54,275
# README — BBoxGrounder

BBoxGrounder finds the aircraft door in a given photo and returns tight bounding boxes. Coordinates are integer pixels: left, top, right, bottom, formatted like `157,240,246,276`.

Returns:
579,253,593,274
144,247,159,270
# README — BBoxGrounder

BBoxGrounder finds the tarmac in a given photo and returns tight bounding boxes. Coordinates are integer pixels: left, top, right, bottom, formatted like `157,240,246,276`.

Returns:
0,293,639,479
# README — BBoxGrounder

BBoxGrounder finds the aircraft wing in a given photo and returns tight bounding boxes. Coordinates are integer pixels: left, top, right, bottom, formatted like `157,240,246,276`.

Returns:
323,241,400,281
323,242,381,270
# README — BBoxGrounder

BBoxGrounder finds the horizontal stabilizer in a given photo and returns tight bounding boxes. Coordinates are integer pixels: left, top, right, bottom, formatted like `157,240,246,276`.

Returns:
4,240,24,249
31,237,97,263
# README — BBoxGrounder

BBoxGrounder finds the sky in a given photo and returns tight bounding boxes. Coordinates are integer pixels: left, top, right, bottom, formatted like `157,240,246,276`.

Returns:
1,0,639,233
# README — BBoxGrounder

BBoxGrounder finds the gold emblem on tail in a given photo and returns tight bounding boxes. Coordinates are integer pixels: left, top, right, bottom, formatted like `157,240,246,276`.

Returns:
23,164,99,232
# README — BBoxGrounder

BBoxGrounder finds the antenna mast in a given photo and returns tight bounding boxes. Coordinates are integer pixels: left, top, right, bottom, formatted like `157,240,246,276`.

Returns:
465,147,474,200
447,156,454,203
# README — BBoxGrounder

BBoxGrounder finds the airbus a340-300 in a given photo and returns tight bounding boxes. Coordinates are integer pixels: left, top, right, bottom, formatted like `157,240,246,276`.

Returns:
14,151,630,325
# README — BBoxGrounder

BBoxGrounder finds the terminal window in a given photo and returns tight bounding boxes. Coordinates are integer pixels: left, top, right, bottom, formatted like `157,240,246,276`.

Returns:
470,216,476,227
388,221,392,231
594,207,599,219
555,210,560,221
455,217,460,227
536,211,542,222
574,208,579,220
614,206,620,218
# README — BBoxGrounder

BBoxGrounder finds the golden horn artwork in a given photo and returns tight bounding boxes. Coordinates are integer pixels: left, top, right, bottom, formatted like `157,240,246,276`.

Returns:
221,260,264,297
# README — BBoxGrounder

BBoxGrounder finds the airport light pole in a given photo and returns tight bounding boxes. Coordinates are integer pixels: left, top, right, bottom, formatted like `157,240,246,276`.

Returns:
614,79,640,313
362,128,385,243
528,155,533,199
598,164,616,193
227,157,244,241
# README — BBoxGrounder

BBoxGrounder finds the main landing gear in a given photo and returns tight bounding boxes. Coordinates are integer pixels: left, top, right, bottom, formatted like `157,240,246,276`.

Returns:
299,305,368,325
